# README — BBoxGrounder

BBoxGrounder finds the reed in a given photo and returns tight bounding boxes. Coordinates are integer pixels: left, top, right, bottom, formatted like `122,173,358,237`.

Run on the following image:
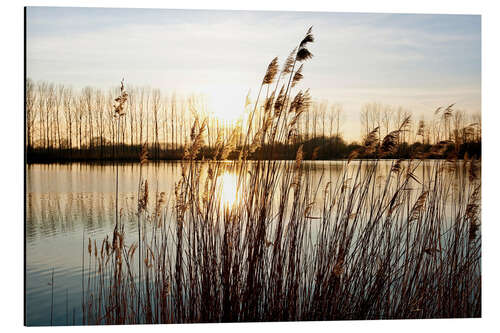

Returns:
81,28,481,324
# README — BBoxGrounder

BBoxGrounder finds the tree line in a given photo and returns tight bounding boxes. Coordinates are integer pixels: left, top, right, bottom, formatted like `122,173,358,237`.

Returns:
25,79,481,162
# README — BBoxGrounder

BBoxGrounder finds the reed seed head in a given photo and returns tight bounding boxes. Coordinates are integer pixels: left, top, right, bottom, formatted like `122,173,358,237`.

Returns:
262,57,279,85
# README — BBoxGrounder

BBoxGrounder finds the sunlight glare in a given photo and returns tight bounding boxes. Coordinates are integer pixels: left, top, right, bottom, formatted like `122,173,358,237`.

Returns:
205,85,249,122
219,172,239,208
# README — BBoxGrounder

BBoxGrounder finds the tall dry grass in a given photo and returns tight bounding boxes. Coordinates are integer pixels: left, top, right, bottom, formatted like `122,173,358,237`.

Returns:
81,27,481,324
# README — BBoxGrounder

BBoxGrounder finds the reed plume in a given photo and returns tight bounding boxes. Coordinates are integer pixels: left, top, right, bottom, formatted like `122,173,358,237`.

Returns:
362,127,379,155
291,64,304,88
274,85,286,115
409,191,428,222
262,57,279,85
138,180,149,213
282,47,297,74
113,79,128,117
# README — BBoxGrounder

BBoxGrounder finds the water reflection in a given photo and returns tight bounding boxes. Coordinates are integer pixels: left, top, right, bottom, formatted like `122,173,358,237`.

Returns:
219,172,239,208
26,160,467,241
25,160,474,325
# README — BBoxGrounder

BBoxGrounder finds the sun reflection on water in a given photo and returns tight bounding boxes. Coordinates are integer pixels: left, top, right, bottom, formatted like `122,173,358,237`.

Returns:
218,172,239,208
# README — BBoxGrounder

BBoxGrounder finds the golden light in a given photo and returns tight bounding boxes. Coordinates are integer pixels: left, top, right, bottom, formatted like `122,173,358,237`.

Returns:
218,172,239,208
204,85,250,122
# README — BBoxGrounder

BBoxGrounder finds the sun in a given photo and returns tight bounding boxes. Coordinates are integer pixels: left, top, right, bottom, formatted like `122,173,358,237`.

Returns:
204,85,250,122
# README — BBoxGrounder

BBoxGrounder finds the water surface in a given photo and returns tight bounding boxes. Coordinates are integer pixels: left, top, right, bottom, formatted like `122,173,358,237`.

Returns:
25,160,462,326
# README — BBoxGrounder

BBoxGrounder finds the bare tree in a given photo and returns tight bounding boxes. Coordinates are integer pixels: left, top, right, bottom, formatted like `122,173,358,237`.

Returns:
26,79,37,150
62,87,74,150
152,89,161,157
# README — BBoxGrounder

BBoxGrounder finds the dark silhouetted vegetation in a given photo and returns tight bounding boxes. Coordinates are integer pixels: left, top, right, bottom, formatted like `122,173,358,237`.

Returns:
76,28,480,325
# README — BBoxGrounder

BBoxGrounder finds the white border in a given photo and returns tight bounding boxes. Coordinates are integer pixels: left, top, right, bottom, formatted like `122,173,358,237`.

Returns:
2,1,499,332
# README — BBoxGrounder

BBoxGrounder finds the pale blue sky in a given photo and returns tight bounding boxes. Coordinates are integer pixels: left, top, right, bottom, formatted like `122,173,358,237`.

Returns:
26,7,481,139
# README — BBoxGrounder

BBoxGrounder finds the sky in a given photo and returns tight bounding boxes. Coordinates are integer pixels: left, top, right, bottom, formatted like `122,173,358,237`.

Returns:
26,7,481,140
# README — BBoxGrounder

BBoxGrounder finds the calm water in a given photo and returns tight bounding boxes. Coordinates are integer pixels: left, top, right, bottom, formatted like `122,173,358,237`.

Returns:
25,160,461,326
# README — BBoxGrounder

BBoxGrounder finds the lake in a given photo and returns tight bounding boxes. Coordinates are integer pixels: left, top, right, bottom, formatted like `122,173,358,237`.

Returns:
25,160,472,325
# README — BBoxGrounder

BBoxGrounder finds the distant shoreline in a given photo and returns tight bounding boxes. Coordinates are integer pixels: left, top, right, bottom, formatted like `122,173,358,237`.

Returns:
25,156,476,165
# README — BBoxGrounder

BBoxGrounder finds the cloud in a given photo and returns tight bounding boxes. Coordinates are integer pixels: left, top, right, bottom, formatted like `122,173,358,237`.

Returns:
26,8,481,138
